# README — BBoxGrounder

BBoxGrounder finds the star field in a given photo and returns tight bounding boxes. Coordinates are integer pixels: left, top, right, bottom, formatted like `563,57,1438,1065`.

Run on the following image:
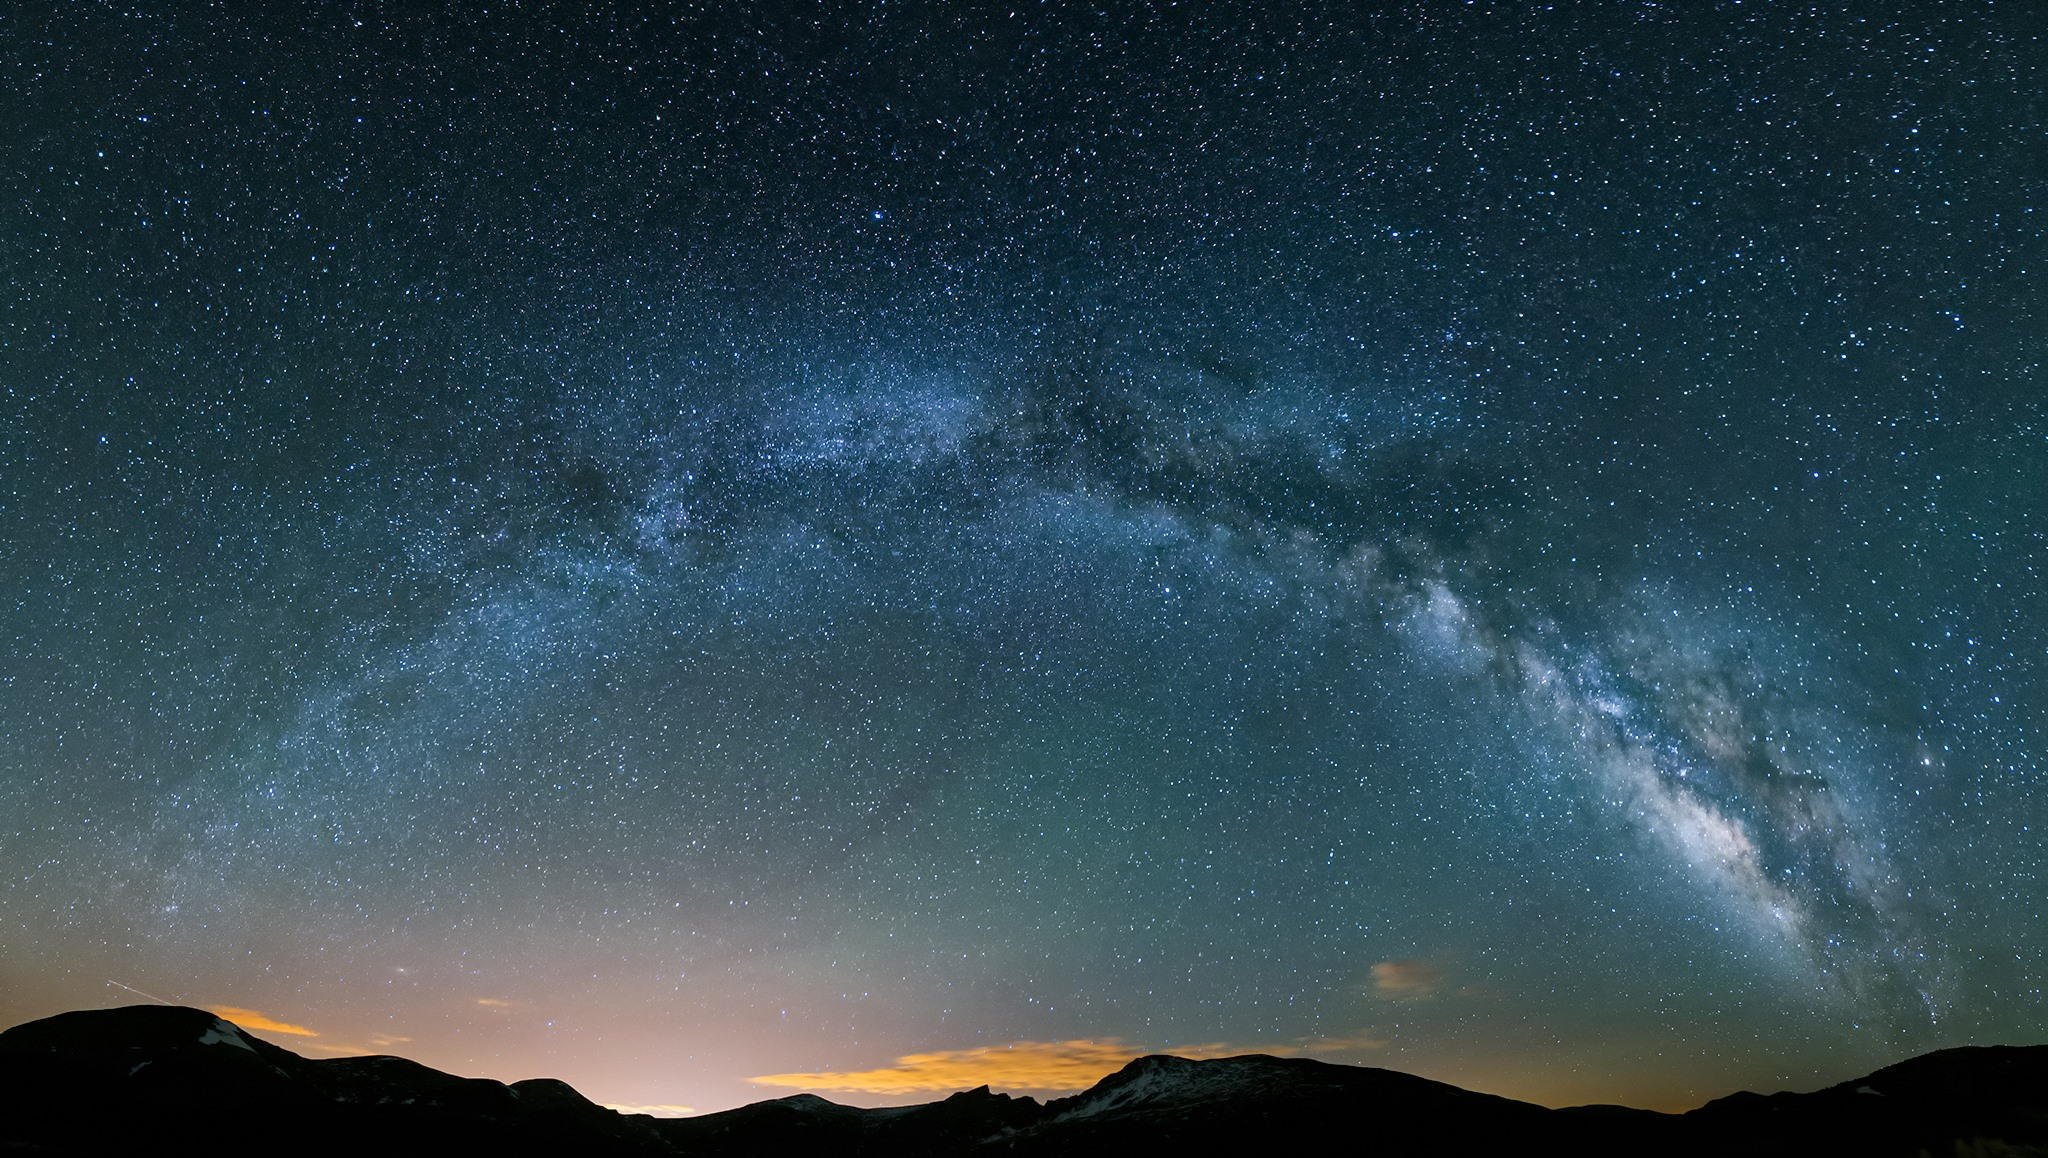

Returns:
1,1,2043,1115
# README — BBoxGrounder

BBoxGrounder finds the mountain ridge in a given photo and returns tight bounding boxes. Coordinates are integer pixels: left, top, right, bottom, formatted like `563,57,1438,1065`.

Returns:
1,1005,2043,1156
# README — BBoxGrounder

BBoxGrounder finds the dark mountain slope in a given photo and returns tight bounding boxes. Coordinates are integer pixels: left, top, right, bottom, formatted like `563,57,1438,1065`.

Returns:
2,1005,2043,1157
0,1005,670,1157
1000,1053,1579,1155
655,1085,1044,1156
1684,1043,2048,1157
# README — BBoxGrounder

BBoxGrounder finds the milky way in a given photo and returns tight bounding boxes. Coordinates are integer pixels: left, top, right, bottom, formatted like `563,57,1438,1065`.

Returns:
1,1,2042,1115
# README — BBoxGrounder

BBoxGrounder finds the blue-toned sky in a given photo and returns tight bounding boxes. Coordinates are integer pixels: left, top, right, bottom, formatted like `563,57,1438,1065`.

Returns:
1,1,2042,1116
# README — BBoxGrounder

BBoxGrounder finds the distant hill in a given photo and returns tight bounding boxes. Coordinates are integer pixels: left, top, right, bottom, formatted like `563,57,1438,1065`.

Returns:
2,1005,2044,1156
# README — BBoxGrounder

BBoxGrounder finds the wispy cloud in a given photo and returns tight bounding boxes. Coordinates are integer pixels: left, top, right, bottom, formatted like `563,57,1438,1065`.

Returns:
207,1005,319,1037
604,1103,697,1118
750,1033,1383,1096
1370,959,1445,1000
301,1041,373,1056
298,1031,413,1057
1300,1031,1390,1054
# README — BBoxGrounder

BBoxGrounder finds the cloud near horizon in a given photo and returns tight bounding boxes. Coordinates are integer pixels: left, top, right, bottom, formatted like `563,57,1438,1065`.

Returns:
1371,959,1445,1000
603,1103,698,1118
284,1031,415,1057
207,1005,319,1037
749,1033,1385,1096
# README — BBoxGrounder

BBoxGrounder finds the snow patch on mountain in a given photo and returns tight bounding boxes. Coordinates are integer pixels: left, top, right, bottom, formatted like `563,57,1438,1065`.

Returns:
196,1020,255,1052
1054,1056,1288,1121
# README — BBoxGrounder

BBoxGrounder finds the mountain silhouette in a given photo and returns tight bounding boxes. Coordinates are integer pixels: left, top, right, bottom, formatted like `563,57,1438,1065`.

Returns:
2,1005,2044,1156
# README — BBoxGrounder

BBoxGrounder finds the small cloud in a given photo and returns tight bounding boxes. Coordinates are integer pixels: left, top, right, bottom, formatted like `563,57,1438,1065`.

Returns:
298,1032,413,1058
475,997,516,1008
301,1042,370,1056
1371,959,1444,1000
208,1005,319,1038
604,1103,697,1118
1300,1031,1388,1055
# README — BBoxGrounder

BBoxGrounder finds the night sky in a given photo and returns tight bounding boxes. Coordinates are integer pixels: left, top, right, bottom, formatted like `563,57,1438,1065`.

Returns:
2,1,2044,1119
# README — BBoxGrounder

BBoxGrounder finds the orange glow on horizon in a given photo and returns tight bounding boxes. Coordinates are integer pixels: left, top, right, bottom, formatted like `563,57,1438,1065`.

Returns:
603,1102,699,1118
749,1032,1386,1097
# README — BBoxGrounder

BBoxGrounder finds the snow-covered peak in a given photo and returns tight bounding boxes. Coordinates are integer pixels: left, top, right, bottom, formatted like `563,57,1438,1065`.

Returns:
1055,1055,1289,1121
195,1018,257,1053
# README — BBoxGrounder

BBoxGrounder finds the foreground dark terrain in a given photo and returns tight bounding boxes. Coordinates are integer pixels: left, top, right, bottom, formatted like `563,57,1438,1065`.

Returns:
1,1006,2043,1156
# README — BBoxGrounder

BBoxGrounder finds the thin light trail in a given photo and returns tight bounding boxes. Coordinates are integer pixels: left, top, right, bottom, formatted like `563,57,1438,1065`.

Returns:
105,980,176,1006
